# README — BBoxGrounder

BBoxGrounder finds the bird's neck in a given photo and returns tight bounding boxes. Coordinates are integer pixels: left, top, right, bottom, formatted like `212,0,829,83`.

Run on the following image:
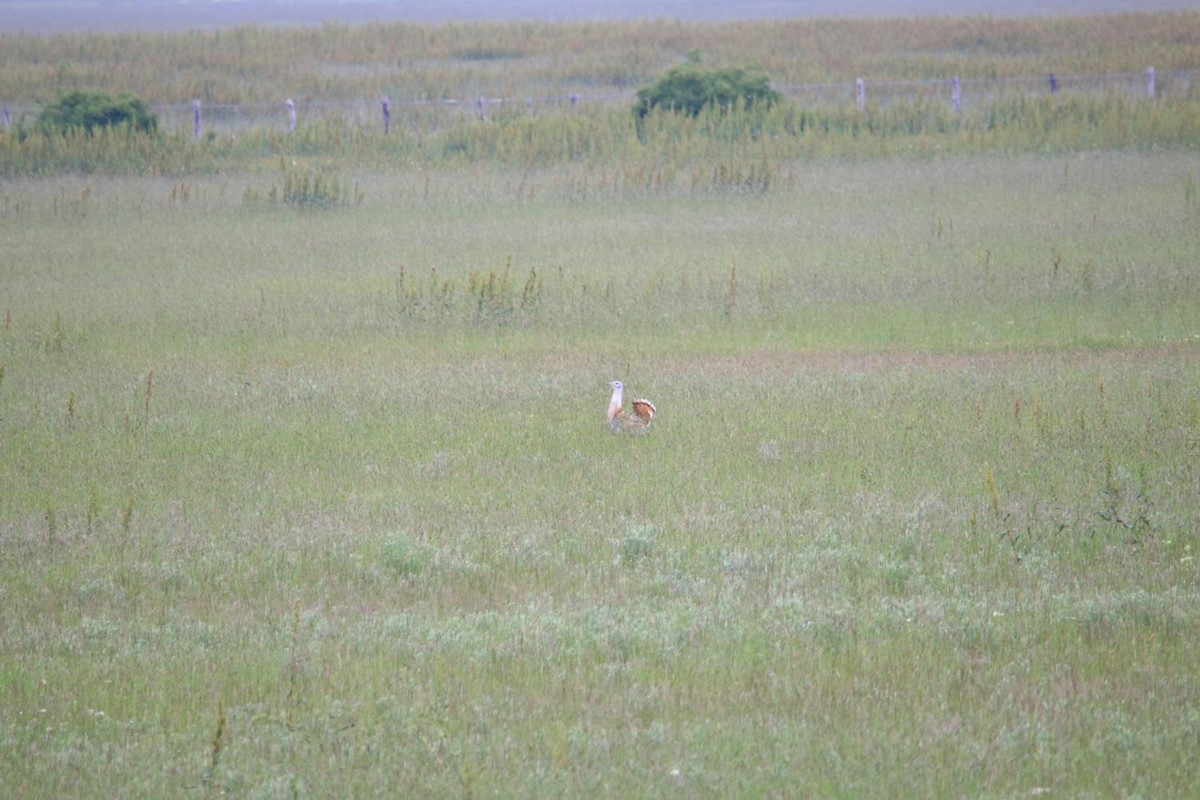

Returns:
606,387,623,421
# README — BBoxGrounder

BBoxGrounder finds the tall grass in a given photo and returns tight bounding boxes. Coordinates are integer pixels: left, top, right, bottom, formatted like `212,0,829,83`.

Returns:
2,12,1200,176
3,14,1198,103
1,17,1199,798
3,88,1198,177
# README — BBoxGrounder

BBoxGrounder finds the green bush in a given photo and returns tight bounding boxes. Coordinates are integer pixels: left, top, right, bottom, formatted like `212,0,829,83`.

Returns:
633,53,782,118
36,89,158,136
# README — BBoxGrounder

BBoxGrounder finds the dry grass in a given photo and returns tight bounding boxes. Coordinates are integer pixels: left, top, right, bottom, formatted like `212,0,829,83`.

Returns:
3,14,1198,103
3,13,1200,176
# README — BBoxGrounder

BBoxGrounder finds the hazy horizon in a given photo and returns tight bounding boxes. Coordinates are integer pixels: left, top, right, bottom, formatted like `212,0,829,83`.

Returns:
2,0,1198,34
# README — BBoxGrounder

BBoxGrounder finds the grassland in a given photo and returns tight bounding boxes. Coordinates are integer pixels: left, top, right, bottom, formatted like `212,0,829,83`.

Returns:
2,12,1200,799
5,12,1199,104
3,12,1200,178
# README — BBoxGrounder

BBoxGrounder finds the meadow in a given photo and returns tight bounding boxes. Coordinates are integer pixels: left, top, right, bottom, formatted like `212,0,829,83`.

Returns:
2,12,1200,799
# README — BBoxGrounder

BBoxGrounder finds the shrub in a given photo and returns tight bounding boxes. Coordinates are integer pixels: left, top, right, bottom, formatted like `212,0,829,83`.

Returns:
36,89,158,136
633,52,782,118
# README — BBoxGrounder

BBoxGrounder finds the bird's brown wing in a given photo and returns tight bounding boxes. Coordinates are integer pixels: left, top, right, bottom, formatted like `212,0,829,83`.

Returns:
630,399,656,425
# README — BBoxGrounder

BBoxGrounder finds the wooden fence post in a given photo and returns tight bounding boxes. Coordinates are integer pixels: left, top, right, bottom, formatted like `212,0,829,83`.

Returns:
951,76,961,113
381,96,390,134
192,99,201,140
855,78,865,111
1146,66,1156,99
286,98,296,132
1048,73,1058,93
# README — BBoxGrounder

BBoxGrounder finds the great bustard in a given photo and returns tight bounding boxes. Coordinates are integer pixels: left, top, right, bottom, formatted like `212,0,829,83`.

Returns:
605,380,656,434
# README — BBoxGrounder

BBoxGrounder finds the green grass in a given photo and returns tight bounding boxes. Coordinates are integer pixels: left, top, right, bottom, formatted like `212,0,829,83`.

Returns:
2,147,1198,796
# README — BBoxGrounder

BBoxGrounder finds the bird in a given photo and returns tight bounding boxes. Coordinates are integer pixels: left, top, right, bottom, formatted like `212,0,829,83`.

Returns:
605,380,656,434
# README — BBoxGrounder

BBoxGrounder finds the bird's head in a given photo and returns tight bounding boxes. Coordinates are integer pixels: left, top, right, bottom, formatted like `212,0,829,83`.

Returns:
608,380,623,391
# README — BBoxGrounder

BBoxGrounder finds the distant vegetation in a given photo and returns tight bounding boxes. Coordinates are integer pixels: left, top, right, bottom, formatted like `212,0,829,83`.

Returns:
633,52,781,118
0,14,1198,176
35,89,158,136
3,14,1196,103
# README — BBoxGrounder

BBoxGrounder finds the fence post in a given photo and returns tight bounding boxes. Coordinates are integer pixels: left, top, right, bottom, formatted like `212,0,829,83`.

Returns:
1146,66,1156,99
192,99,201,141
381,96,390,134
476,97,487,120
286,98,296,132
1048,73,1058,93
951,76,961,113
855,78,865,112
2,106,9,128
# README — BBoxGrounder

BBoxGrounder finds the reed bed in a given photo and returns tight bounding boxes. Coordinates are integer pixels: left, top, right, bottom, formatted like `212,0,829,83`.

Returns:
3,12,1200,176
3,14,1198,104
